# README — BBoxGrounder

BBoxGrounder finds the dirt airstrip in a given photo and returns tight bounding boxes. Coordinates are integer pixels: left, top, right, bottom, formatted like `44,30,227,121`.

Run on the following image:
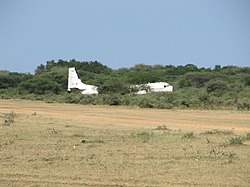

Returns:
1,99,250,132
0,99,250,186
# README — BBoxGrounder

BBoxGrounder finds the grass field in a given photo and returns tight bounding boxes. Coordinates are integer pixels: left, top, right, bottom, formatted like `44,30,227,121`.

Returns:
0,99,250,186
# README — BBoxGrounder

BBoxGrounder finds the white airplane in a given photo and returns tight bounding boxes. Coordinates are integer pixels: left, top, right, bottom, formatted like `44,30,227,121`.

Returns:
136,82,173,94
67,67,173,95
67,67,98,94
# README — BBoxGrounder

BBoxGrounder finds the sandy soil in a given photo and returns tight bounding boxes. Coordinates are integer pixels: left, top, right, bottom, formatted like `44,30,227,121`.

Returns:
1,99,250,133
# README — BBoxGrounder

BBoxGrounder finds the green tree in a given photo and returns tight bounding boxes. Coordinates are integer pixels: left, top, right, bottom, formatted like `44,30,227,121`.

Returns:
98,78,130,94
206,80,228,96
0,72,32,89
19,76,62,94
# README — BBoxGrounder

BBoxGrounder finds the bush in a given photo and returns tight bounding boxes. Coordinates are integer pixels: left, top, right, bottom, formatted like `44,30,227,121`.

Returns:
182,132,194,139
138,96,156,108
206,80,228,96
102,94,122,106
243,133,250,141
184,72,220,88
64,93,81,104
98,79,130,95
19,76,62,94
79,95,96,105
2,111,16,126
202,129,233,135
244,75,250,86
154,125,170,131
237,99,250,110
229,136,244,145
132,131,154,143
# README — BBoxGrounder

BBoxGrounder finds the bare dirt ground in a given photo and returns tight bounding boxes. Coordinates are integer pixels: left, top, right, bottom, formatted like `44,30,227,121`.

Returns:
0,99,250,186
1,99,250,132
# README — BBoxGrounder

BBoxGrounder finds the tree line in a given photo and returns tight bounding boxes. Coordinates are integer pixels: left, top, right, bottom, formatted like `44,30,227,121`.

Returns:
1,59,250,110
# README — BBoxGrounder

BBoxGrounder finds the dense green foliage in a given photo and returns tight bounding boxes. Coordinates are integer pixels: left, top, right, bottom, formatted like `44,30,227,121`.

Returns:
1,60,250,110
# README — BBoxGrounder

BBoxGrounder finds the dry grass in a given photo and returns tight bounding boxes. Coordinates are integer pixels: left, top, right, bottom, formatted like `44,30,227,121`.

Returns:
0,99,250,186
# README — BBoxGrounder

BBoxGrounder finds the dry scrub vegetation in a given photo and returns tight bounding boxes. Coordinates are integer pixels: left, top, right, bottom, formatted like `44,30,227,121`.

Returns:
0,99,250,186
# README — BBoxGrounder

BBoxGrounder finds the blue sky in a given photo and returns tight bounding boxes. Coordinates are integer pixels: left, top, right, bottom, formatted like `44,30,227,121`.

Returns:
0,0,250,73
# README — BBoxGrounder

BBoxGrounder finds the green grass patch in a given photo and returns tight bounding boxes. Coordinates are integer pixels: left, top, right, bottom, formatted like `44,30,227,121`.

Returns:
131,131,154,143
229,136,244,145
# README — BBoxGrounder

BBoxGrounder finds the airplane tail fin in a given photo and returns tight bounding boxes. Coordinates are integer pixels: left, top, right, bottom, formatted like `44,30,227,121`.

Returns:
67,67,84,92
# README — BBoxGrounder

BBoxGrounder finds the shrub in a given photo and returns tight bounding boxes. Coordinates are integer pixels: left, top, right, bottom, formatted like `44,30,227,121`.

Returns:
154,125,170,135
98,79,130,95
206,80,228,96
202,129,233,135
184,72,220,88
102,94,122,106
2,111,16,126
243,133,250,141
79,95,96,105
237,99,250,110
132,131,154,143
83,139,104,144
229,136,244,145
65,93,81,104
138,96,156,108
154,125,170,131
19,76,62,94
182,132,194,139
